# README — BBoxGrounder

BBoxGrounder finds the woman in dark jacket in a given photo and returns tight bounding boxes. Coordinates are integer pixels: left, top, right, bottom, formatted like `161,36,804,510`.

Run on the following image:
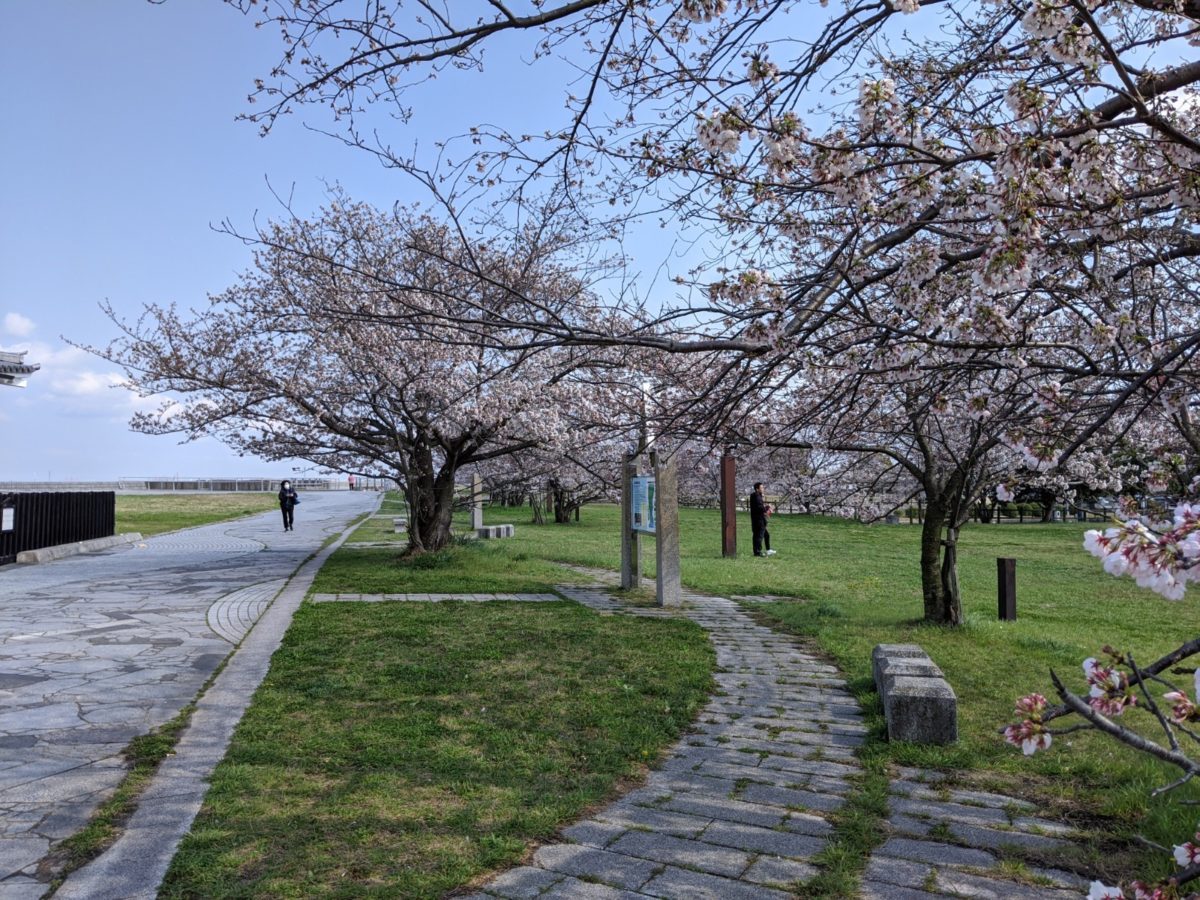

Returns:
278,480,298,531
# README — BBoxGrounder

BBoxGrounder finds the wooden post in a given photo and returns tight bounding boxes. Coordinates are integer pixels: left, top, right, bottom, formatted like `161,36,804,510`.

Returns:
620,453,641,590
719,452,737,558
998,557,1017,621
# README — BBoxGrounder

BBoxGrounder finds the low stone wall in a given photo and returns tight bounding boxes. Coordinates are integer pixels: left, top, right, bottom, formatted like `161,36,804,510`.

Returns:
872,643,957,745
389,520,515,540
16,533,143,565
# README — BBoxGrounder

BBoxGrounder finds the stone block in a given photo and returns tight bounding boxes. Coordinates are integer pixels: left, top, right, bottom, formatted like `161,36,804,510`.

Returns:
532,844,659,891
392,518,407,534
639,866,792,900
871,644,930,689
885,676,958,745
475,523,514,540
878,660,945,716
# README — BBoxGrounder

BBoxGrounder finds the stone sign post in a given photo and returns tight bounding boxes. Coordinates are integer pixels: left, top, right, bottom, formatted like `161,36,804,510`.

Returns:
621,450,681,607
471,473,484,531
652,451,681,607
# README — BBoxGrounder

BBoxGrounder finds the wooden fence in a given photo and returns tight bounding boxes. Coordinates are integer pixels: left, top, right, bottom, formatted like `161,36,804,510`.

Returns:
0,492,115,565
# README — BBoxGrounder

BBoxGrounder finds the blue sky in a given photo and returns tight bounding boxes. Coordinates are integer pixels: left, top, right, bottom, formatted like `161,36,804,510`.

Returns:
0,2,832,482
0,1,613,480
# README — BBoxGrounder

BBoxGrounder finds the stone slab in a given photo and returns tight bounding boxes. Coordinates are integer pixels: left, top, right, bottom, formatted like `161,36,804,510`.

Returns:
879,660,945,708
639,865,792,900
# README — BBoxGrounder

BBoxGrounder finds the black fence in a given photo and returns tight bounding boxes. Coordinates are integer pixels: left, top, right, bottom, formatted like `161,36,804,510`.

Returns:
0,492,115,565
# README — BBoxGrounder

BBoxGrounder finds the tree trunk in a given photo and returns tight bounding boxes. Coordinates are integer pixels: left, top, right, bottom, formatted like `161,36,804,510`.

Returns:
919,497,964,624
530,494,546,525
403,446,456,553
1038,489,1056,522
940,526,963,625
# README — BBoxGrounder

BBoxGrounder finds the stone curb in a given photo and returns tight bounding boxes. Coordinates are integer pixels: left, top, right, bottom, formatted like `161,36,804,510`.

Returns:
15,533,143,564
51,503,379,900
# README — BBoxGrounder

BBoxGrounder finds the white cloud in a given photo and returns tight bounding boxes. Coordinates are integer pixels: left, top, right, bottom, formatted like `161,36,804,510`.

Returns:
11,342,161,418
3,312,35,337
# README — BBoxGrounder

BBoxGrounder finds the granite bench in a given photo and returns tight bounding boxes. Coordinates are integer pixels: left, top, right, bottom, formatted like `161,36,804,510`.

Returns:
476,524,515,539
872,643,957,745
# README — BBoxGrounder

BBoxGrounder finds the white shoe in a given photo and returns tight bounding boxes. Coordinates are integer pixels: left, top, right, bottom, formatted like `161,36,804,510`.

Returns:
765,549,777,556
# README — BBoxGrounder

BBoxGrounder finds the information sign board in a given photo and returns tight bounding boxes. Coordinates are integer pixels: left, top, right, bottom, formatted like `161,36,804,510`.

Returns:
631,475,656,534
1,508,12,532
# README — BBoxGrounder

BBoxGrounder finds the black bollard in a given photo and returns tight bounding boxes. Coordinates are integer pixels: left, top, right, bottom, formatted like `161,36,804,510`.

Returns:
997,557,1017,620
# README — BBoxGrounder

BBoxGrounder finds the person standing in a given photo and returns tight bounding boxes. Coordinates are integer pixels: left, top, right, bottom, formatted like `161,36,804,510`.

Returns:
278,480,298,532
749,482,776,557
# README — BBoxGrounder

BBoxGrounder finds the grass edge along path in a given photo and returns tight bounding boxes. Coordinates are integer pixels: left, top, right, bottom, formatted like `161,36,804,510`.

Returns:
799,678,892,899
158,598,716,898
39,699,207,892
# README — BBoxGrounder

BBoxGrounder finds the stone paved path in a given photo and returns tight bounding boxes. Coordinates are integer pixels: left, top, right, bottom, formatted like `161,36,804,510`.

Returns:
0,491,378,896
448,570,1095,899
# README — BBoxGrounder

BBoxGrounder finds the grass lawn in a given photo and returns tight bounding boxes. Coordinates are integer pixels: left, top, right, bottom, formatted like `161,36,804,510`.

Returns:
115,493,279,537
162,533,714,898
161,499,1196,893
484,503,1200,885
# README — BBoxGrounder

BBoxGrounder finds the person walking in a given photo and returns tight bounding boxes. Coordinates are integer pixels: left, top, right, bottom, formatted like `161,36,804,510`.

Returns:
749,482,776,557
278,480,299,532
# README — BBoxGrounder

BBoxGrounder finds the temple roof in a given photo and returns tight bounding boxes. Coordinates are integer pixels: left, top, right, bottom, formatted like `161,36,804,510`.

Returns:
0,350,39,387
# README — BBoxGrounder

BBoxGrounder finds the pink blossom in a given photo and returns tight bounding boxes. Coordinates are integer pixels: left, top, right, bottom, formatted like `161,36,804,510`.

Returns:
1087,880,1125,899
996,483,1015,502
1083,657,1137,716
1162,690,1198,725
1172,837,1200,867
1003,720,1052,755
1015,693,1048,716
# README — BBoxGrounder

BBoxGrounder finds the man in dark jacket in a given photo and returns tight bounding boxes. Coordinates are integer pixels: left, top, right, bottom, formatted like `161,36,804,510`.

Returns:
750,482,775,557
278,480,298,532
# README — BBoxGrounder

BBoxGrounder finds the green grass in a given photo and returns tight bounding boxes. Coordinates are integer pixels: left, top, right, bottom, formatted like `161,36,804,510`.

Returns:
161,600,714,898
161,500,1197,893
343,515,401,543
487,503,1200,885
115,493,279,537
313,538,591,596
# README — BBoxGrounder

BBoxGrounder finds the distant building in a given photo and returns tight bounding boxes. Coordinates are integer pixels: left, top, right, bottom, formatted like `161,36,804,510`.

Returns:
0,350,38,388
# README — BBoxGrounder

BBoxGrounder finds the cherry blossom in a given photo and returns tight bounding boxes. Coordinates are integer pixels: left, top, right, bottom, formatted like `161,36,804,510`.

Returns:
90,197,601,553
1083,657,1138,716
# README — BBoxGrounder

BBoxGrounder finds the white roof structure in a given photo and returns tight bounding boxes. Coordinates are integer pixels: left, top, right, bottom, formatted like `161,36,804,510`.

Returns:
0,350,39,388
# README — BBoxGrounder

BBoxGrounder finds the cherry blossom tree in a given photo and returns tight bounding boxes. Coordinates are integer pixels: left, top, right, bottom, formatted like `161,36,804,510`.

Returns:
211,0,1200,623
92,196,598,552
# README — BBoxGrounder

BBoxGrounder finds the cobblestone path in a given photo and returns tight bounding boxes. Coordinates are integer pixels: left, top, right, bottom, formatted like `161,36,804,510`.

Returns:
455,572,1095,899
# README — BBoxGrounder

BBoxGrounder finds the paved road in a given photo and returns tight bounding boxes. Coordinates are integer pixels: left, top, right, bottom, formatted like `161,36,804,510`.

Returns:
0,491,378,893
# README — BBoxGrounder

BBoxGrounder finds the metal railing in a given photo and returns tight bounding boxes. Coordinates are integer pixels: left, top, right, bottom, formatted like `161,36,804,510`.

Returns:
0,492,115,565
